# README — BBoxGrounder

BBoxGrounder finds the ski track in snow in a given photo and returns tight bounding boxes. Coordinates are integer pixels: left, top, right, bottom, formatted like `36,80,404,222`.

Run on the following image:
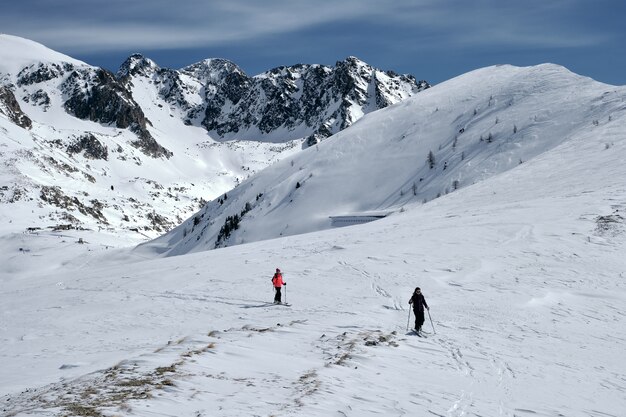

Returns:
3,199,626,416
2,238,625,416
2,62,626,416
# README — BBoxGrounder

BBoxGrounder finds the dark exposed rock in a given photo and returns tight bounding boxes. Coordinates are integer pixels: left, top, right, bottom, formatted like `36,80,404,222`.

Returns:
40,186,108,224
9,52,424,161
0,86,32,129
62,68,171,158
22,89,51,109
131,55,428,142
130,123,173,158
147,211,175,233
63,68,143,128
117,54,158,79
595,213,624,237
17,62,74,86
66,134,109,160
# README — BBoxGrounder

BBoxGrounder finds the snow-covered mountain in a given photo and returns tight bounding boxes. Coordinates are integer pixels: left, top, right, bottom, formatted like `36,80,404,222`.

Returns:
2,35,625,416
0,34,425,240
1,73,624,415
119,54,429,144
143,62,626,255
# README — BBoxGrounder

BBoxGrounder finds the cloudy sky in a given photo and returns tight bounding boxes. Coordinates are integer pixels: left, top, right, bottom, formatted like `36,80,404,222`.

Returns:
2,0,624,85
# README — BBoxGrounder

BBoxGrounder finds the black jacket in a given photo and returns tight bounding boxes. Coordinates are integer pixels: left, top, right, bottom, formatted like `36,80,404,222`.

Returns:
409,293,428,312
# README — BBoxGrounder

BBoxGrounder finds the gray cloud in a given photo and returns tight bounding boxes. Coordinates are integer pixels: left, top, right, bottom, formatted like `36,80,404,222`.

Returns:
0,0,611,53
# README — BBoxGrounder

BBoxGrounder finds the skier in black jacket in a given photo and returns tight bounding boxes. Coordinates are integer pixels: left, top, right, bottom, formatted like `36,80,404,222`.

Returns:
409,287,429,333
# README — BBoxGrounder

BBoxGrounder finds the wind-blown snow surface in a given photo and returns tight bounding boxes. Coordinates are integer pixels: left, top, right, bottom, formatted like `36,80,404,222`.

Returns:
145,63,626,255
1,96,625,415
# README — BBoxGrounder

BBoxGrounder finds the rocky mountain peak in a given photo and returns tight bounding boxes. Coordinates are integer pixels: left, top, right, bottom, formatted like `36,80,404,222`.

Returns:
337,55,369,68
181,58,247,84
117,54,160,78
176,57,430,142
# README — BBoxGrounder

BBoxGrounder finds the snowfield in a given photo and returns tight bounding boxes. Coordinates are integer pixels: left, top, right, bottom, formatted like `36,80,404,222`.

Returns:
1,95,625,415
1,35,625,416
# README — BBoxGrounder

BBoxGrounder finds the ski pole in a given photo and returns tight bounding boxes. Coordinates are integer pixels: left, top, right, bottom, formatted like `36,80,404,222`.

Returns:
406,308,411,331
284,283,287,304
427,309,436,334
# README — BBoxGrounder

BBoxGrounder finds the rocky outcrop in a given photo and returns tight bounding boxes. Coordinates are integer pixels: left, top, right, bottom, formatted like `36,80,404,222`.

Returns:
17,62,75,86
188,57,430,142
62,68,172,158
125,56,429,143
40,185,108,224
66,134,108,160
7,51,426,156
0,86,32,129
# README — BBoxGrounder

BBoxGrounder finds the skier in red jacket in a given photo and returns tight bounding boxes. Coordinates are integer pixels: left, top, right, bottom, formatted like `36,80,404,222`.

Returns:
272,268,286,304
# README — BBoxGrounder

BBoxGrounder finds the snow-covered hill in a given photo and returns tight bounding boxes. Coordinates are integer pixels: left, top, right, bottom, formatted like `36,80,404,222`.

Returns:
1,86,624,415
0,34,425,240
145,63,626,255
2,34,625,417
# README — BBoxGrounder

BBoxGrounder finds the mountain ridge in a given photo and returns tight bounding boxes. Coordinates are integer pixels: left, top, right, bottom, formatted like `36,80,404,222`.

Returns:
0,34,427,239
141,62,626,255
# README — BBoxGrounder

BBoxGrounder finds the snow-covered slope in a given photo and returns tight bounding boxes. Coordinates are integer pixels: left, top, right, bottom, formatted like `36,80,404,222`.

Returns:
145,63,626,255
0,35,426,240
2,35,625,416
0,34,88,76
1,94,624,415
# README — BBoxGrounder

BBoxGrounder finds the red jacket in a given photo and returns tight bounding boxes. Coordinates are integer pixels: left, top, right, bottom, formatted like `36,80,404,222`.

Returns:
272,273,284,288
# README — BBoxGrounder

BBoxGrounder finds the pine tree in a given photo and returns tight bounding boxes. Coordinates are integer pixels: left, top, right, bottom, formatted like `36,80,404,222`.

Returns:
427,151,436,169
